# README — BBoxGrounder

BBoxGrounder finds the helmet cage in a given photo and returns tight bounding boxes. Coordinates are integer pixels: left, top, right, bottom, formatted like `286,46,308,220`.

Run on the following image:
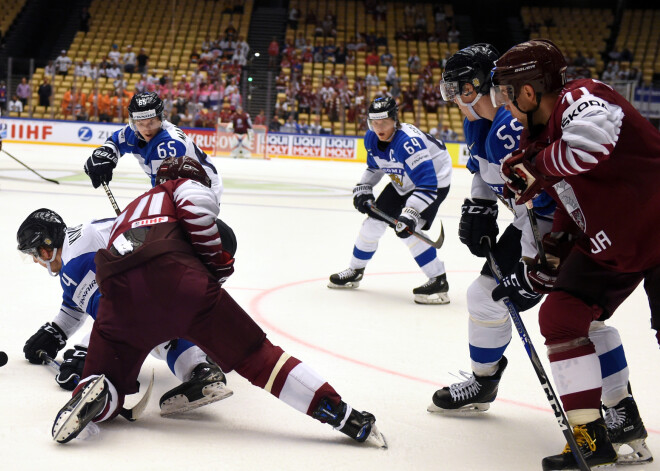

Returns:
155,156,212,188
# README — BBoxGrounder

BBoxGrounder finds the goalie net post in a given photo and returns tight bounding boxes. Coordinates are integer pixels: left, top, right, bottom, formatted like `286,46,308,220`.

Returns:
214,120,268,159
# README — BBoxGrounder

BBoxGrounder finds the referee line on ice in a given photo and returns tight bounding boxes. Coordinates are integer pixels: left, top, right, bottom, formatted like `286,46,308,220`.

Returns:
248,274,659,435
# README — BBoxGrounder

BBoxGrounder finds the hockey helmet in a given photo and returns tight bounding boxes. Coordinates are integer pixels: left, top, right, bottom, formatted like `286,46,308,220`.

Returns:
155,156,211,188
490,39,567,108
440,43,499,102
128,92,164,129
17,208,67,258
367,96,399,132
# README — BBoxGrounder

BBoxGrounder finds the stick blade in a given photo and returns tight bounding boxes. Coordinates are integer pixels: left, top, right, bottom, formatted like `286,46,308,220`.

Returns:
121,369,154,421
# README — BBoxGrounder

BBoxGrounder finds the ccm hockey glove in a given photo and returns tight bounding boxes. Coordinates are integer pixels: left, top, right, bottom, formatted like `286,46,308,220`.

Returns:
23,322,67,364
491,260,543,312
352,183,374,214
56,345,87,391
459,198,499,257
395,207,420,239
84,145,118,188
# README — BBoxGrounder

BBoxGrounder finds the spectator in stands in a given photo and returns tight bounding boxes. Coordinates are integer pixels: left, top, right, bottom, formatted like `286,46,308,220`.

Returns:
136,48,149,73
79,7,91,33
38,77,52,108
253,110,266,126
414,10,427,32
297,117,310,134
123,45,137,74
389,76,402,100
335,43,348,65
8,94,23,114
308,115,322,134
422,83,440,112
380,48,393,67
365,48,380,66
268,37,280,68
365,70,380,89
447,26,460,44
385,59,397,87
439,125,457,141
16,77,30,107
288,4,300,30
55,50,72,76
268,115,282,132
108,44,121,66
281,114,299,133
44,60,56,77
407,49,421,74
0,81,7,111
428,124,442,140
375,1,387,21
602,63,617,82
233,35,250,66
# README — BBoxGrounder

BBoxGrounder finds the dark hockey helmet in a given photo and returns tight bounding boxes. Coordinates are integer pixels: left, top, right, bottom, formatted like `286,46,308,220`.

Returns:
490,39,567,107
367,96,399,131
440,43,499,101
17,208,67,257
155,156,211,188
128,92,164,126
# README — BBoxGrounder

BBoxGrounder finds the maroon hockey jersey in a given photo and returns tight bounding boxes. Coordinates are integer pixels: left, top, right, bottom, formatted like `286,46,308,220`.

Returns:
231,112,252,134
522,79,660,272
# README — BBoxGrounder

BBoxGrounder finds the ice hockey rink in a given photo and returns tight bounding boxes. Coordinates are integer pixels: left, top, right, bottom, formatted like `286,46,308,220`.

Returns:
0,143,658,471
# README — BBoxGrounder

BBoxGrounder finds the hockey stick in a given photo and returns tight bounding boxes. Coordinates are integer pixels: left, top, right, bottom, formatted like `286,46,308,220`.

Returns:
483,247,590,471
1,149,60,184
524,200,548,265
101,181,121,216
366,201,445,249
37,350,154,422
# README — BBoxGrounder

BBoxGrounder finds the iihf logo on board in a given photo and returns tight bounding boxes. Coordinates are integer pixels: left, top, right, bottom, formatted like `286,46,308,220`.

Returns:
78,126,93,142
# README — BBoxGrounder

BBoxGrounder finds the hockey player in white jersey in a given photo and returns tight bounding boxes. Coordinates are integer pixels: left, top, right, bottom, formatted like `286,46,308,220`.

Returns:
427,43,651,466
18,208,233,415
328,97,452,304
84,91,222,199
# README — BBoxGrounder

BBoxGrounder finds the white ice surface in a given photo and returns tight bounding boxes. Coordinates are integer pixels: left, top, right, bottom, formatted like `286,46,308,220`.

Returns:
0,143,658,470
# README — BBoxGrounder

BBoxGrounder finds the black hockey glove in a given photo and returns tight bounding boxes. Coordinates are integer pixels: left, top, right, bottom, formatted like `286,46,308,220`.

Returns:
352,183,374,214
23,322,67,364
395,207,420,239
459,198,499,257
491,260,543,312
84,145,118,188
56,345,86,391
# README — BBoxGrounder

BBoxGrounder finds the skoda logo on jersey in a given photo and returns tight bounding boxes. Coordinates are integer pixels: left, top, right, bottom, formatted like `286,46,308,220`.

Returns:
78,126,93,142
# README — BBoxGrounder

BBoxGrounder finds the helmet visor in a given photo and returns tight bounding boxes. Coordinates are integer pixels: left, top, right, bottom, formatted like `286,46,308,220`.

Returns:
439,79,461,102
490,84,516,107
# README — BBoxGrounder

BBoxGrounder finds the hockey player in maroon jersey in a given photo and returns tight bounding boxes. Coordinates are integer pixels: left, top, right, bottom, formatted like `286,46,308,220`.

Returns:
51,156,386,448
228,105,254,158
490,39,659,470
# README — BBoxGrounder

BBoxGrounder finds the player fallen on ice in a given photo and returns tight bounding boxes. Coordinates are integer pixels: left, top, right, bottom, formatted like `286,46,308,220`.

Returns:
491,38,659,470
328,96,453,304
50,157,386,448
17,208,232,416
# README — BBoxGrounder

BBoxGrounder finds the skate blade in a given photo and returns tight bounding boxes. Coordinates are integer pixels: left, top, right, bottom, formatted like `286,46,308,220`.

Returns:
366,423,388,449
427,402,490,414
613,439,654,465
327,281,360,289
52,375,106,444
414,293,450,305
160,382,234,417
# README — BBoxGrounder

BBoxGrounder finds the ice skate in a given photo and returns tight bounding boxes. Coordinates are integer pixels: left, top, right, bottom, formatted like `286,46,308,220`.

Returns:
52,375,109,444
313,398,387,448
328,267,365,289
603,396,653,465
159,362,233,416
542,418,617,470
413,274,450,304
428,356,507,413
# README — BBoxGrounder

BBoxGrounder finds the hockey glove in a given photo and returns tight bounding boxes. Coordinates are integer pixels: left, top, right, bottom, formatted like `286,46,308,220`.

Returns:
56,345,86,391
352,183,374,214
211,257,235,286
84,145,119,188
23,322,67,364
395,207,420,239
500,144,561,205
459,198,499,257
525,231,577,294
491,260,543,312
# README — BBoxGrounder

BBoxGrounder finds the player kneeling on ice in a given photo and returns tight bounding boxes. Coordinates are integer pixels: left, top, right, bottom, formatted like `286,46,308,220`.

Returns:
17,209,232,416
50,156,386,448
328,96,453,304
